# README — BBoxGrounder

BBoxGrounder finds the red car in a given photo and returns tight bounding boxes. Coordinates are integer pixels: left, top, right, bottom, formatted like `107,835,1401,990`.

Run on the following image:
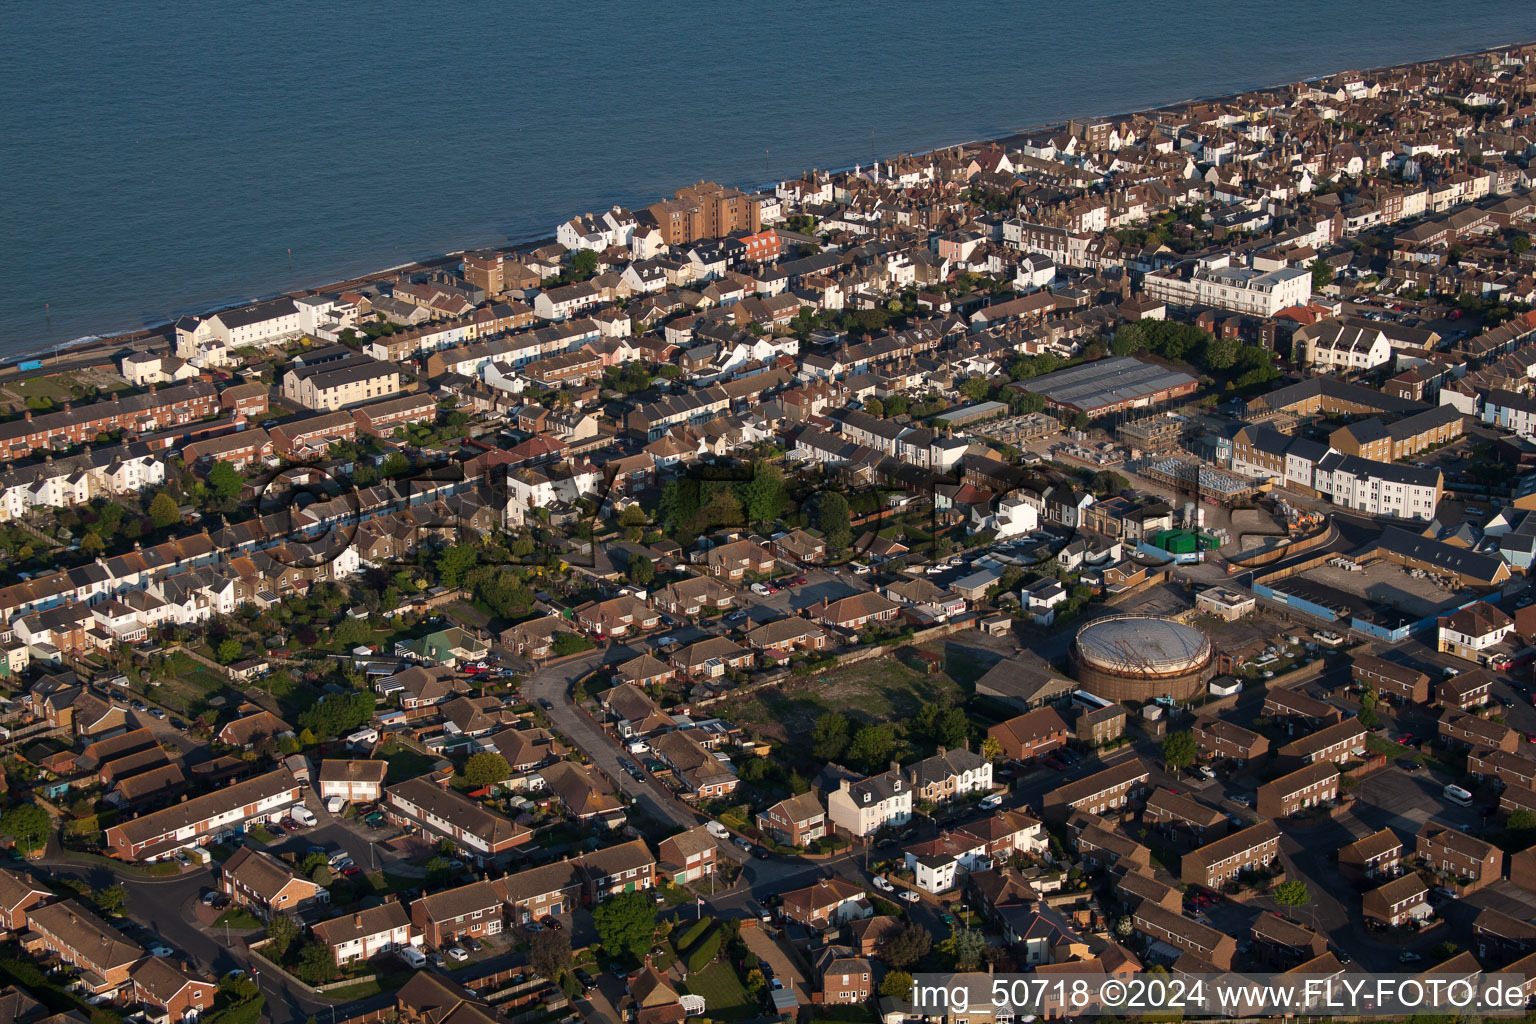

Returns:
341,865,363,878
793,575,808,585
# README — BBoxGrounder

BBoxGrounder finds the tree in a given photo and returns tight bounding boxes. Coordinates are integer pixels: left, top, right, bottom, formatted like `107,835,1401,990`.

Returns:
619,505,648,530
1512,233,1532,255
864,398,884,418
628,554,654,587
1357,705,1378,729
591,891,656,961
847,723,897,770
1506,809,1536,833
80,532,105,556
0,804,49,854
570,249,600,279
149,491,180,529
1162,730,1197,772
216,638,242,664
811,712,850,761
818,491,852,554
435,544,479,588
959,376,992,403
207,461,244,502
881,971,914,1001
740,462,788,525
93,884,127,916
881,925,932,970
293,942,339,984
1310,259,1334,291
883,395,908,418
530,928,572,981
265,912,301,959
1110,322,1146,356
1204,332,1239,371
1272,880,1310,907
462,752,510,788
945,925,988,971
982,736,1003,763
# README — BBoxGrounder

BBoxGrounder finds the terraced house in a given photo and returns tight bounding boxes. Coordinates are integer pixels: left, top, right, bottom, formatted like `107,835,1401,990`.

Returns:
312,902,414,965
1275,718,1367,768
384,777,531,864
1042,757,1151,820
1193,715,1270,763
1257,761,1340,819
103,767,303,861
1338,827,1403,882
1181,821,1281,887
905,745,993,805
1130,903,1236,969
1415,822,1502,892
1350,654,1431,704
1362,873,1431,927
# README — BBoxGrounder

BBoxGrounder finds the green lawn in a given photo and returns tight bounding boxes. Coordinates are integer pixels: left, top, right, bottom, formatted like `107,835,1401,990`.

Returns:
214,908,263,929
682,962,757,1021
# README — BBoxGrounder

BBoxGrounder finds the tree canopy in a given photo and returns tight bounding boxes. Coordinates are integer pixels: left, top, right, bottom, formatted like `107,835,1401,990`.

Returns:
592,891,657,961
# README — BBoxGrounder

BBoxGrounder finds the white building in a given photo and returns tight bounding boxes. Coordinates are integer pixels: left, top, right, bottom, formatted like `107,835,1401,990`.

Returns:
1142,253,1311,317
1314,453,1442,521
1302,321,1393,373
825,770,911,838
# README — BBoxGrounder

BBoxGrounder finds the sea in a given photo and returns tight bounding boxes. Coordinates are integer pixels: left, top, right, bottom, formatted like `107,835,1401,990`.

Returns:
2,0,1532,358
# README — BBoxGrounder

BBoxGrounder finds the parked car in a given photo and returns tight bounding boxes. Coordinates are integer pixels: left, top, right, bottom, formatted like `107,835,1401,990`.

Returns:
540,916,562,931
575,969,596,991
872,876,894,892
445,946,469,962
1400,951,1422,963
537,698,554,710
428,953,447,969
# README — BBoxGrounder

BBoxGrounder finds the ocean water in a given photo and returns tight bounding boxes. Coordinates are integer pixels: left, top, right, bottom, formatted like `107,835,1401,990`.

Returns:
1,0,1531,356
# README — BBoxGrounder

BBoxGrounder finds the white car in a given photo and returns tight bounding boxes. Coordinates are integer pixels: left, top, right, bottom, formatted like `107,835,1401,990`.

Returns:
445,946,469,962
871,875,894,892
899,890,921,903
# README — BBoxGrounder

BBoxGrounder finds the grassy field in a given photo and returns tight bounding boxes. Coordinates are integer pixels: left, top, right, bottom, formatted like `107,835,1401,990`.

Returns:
682,961,757,1021
713,652,965,745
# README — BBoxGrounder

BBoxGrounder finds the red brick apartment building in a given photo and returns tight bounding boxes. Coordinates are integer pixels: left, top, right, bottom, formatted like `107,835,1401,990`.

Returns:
1415,822,1502,892
647,183,763,245
1338,827,1402,882
1193,715,1270,763
1181,821,1281,887
1257,761,1340,819
1351,654,1431,703
1275,718,1367,768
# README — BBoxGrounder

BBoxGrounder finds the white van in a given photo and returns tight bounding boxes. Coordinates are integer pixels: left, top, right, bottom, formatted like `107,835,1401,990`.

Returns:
290,807,317,827
706,821,729,840
325,796,345,814
1443,784,1473,807
399,947,426,968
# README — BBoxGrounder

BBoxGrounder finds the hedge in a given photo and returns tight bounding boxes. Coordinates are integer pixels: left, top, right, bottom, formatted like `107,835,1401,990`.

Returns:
677,917,713,951
687,931,722,974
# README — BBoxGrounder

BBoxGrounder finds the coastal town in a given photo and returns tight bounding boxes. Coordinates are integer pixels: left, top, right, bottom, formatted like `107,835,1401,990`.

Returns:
4,40,1536,1024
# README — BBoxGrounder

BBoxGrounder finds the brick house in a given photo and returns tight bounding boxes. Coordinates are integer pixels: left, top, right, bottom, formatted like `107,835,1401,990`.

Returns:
129,958,217,1021
1468,747,1536,789
1438,668,1496,710
1257,762,1340,819
1193,715,1269,763
317,759,388,804
904,746,993,806
311,902,414,964
702,540,777,580
657,826,717,885
24,901,143,994
1142,788,1226,840
1362,873,1431,926
1181,821,1281,887
1350,654,1430,703
1251,915,1328,964
221,846,327,920
0,868,50,936
1338,828,1402,883
1130,903,1236,969
1041,758,1151,820
813,946,873,1005
809,592,901,631
1415,822,1502,892
781,878,869,930
1440,709,1518,751
410,881,505,949
1275,718,1367,768
743,617,834,659
384,778,531,864
757,792,827,847
494,861,583,928
1077,704,1127,746
988,707,1070,761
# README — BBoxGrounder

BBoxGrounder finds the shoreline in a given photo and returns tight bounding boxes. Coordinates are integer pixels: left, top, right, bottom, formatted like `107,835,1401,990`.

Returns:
11,36,1533,375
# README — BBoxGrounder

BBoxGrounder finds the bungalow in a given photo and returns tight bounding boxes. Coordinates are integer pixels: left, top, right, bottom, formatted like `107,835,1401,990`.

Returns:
596,683,675,737
669,636,754,680
702,539,777,580
809,592,901,631
649,575,736,617
743,618,834,659
539,760,625,822
215,709,293,749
